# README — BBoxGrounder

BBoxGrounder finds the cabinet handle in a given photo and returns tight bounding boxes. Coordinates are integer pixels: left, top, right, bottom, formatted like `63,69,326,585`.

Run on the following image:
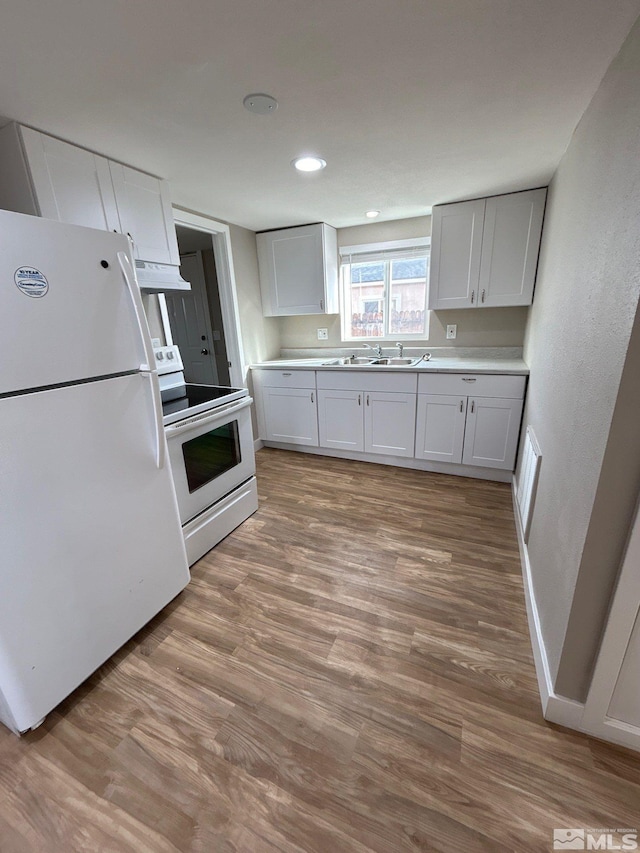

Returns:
471,400,475,413
127,232,134,249
320,298,324,311
358,394,361,406
282,372,292,376
460,400,464,412
311,391,314,403
461,377,476,382
481,289,486,303
366,394,370,406
471,290,475,304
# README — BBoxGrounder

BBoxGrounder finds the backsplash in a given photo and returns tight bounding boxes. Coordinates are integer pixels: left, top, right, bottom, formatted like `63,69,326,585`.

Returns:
277,306,529,350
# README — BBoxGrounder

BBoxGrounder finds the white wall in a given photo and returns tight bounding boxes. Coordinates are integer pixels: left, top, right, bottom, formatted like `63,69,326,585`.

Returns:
520,15,640,701
228,223,280,369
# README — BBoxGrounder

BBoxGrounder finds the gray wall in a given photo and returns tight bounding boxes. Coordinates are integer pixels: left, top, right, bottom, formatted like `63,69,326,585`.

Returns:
520,16,640,701
277,215,529,351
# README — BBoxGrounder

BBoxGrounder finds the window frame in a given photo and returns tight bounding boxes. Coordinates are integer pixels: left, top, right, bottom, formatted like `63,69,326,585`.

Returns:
339,237,431,342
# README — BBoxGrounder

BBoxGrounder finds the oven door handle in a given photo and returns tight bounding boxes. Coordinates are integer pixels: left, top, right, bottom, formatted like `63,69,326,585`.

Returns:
142,370,166,469
164,396,252,438
118,250,155,372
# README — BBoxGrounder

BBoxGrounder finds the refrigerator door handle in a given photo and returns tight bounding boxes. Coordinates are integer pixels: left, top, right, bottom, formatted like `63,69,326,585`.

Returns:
142,370,166,469
117,251,155,372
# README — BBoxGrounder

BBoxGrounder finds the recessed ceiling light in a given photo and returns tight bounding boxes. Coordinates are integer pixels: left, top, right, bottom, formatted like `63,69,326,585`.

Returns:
366,210,380,218
292,156,327,172
243,93,278,115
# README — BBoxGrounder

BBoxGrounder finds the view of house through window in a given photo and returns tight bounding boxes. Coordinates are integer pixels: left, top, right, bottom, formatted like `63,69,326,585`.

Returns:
340,239,430,340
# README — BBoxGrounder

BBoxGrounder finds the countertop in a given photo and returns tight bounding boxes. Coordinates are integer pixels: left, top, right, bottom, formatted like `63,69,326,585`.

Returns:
250,356,529,376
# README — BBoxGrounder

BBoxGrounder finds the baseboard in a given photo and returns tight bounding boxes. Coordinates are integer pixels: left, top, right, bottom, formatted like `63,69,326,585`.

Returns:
254,438,264,452
511,477,585,730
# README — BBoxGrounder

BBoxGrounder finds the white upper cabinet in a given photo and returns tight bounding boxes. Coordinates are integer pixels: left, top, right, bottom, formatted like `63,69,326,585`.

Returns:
19,127,121,233
257,223,339,316
428,199,485,310
109,163,180,266
428,188,546,310
0,123,180,268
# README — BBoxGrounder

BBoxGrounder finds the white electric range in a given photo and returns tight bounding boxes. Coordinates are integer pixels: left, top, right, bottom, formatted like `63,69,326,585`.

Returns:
154,344,258,565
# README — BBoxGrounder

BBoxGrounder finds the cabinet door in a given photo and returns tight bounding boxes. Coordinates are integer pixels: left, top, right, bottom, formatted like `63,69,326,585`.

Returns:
478,188,546,307
318,389,364,451
428,199,485,310
20,127,121,232
462,397,523,470
364,391,416,458
257,223,328,316
415,394,467,463
109,163,180,265
262,387,318,446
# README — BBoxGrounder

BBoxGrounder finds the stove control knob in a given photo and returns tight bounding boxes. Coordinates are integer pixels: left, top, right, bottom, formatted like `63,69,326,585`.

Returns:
156,352,164,360
167,351,174,359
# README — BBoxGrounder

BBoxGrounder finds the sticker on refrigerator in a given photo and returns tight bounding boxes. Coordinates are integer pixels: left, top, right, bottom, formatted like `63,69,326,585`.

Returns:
14,267,49,298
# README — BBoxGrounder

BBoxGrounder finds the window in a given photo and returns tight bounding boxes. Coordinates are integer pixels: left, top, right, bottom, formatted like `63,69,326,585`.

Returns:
339,238,430,340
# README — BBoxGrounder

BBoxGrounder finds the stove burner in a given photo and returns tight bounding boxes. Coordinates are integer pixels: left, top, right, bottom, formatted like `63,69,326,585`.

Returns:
162,384,245,417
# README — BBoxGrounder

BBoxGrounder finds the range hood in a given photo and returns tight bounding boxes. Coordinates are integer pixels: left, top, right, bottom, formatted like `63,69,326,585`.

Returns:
135,260,191,292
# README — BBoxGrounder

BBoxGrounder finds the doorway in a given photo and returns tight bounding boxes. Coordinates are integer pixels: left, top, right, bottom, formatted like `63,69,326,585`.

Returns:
158,207,246,388
163,225,231,386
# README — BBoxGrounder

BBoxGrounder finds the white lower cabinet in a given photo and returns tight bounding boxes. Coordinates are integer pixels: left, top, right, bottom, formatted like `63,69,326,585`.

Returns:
415,394,467,463
316,372,417,459
415,373,526,471
461,396,523,469
318,389,364,451
318,389,416,457
261,386,318,445
253,369,319,446
364,391,416,457
253,367,526,478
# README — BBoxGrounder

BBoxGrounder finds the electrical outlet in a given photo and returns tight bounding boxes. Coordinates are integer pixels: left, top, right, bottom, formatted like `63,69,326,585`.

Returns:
446,324,457,340
317,328,329,340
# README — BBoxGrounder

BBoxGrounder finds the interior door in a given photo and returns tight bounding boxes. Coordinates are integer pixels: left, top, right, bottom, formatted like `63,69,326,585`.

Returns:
164,252,219,384
0,373,189,733
0,211,149,395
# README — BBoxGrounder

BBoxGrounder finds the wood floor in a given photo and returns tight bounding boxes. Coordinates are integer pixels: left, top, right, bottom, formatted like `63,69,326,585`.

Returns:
1,448,639,852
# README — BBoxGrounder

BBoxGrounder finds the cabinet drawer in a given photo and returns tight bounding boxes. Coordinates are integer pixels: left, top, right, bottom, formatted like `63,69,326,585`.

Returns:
316,370,417,393
256,369,316,389
417,373,526,399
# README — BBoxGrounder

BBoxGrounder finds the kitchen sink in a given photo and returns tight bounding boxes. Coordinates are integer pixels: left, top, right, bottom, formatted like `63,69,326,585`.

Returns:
322,354,431,367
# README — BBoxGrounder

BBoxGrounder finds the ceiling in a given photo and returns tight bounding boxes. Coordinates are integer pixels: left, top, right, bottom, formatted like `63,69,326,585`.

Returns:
0,1,639,231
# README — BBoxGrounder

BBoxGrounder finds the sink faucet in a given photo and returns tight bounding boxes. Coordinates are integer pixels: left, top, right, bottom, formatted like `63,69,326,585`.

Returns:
395,342,404,358
362,343,383,358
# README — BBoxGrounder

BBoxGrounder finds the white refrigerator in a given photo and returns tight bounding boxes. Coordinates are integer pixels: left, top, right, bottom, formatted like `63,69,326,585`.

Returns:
0,210,190,734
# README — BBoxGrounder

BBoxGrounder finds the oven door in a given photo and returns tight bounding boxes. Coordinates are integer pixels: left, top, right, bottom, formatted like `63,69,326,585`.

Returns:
165,395,255,525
